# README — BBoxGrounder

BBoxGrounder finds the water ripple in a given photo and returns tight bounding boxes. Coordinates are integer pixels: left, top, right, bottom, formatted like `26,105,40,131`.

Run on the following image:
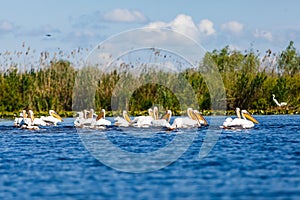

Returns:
0,115,300,199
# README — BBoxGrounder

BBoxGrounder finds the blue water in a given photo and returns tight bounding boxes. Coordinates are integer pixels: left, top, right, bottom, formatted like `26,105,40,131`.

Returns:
0,115,299,199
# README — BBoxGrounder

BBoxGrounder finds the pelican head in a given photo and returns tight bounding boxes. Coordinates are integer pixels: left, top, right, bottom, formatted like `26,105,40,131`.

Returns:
49,110,63,122
241,110,259,124
101,109,106,118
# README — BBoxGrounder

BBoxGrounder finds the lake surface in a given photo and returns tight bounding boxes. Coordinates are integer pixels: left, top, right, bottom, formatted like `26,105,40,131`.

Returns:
0,115,299,199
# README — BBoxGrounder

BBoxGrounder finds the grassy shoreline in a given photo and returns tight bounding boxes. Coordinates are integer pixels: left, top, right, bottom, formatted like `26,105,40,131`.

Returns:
1,108,299,119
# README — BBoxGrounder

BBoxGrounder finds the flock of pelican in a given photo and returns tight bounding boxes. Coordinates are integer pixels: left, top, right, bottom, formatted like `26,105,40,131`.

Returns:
74,107,208,130
74,106,259,131
13,106,259,131
74,109,111,129
112,107,208,130
14,110,63,130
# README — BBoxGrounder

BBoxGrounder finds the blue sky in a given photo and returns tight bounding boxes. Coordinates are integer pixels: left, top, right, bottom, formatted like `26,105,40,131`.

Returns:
1,0,300,58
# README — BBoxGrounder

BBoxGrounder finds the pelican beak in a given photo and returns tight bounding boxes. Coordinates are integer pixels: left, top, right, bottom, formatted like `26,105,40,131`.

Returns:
96,111,104,121
194,111,208,126
53,112,63,122
123,111,131,123
190,111,201,126
243,112,259,124
155,112,159,121
188,109,197,120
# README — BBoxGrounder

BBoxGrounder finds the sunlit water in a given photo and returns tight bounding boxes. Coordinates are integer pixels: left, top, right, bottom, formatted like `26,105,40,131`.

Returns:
0,115,299,199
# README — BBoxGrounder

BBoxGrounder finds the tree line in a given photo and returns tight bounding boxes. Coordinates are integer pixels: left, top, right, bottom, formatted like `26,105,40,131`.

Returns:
0,41,299,116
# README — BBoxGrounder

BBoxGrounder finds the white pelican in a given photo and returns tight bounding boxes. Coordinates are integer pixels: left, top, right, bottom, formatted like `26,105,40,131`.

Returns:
114,109,154,128
74,112,93,128
272,94,287,107
114,110,131,127
40,110,63,126
74,109,111,129
28,110,48,126
74,111,85,127
165,108,201,130
93,109,111,126
79,109,95,127
14,110,27,127
221,108,259,129
151,107,172,127
18,110,40,130
130,109,154,128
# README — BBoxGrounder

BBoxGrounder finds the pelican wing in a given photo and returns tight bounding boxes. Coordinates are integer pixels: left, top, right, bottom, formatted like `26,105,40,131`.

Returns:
96,111,104,121
94,118,111,126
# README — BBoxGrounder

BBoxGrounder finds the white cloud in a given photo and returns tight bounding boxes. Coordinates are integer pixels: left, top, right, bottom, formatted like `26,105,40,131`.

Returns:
147,21,168,29
0,20,14,32
253,29,273,41
146,14,200,40
198,19,216,36
103,9,148,23
221,21,244,35
169,14,199,39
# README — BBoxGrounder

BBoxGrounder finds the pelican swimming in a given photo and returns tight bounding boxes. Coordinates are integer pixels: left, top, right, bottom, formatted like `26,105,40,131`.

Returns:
165,108,202,130
14,110,27,127
74,111,93,128
272,94,287,107
130,108,154,128
80,109,96,127
74,109,111,129
221,107,259,129
27,110,48,126
19,110,40,130
93,109,111,127
40,110,63,126
151,107,172,127
114,109,154,128
114,110,131,127
74,111,85,127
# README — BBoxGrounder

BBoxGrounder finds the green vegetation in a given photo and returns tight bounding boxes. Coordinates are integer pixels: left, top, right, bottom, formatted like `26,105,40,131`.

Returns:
0,41,299,118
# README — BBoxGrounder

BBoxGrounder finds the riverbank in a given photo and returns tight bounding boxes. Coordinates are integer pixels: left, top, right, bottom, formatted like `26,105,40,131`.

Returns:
1,108,299,119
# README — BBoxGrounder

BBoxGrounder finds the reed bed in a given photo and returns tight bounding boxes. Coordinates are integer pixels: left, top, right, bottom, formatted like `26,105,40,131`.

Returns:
0,41,299,117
